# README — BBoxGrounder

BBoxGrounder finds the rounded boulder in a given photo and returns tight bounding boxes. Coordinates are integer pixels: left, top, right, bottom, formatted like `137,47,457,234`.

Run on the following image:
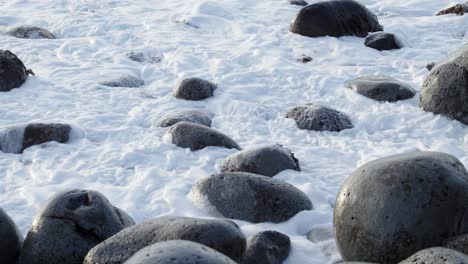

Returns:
285,104,353,132
334,151,468,263
0,209,23,264
173,78,217,100
0,50,32,92
345,75,415,102
243,231,291,264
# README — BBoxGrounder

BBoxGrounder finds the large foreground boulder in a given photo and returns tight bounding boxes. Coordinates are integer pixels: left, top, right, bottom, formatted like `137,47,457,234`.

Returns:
0,50,33,92
289,0,382,38
19,189,135,264
166,122,240,150
84,216,246,264
219,144,300,177
364,33,401,51
334,151,468,263
285,104,353,132
420,44,468,124
0,123,71,154
7,26,56,39
399,247,468,264
158,110,212,127
243,231,291,264
173,78,217,100
345,75,415,102
124,240,236,264
0,209,23,264
189,172,313,223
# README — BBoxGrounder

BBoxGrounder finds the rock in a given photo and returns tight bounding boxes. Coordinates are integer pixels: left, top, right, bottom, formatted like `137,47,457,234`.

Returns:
173,78,217,100
84,216,246,264
123,240,236,264
334,151,468,263
189,172,313,223
436,4,468,16
399,247,468,264
285,104,353,132
307,226,334,243
443,234,468,255
19,189,135,264
289,0,382,38
158,110,212,127
243,231,291,264
219,144,300,177
126,52,161,63
0,50,33,92
99,75,144,88
298,55,313,63
345,75,416,102
289,0,308,6
364,33,401,51
166,122,240,151
0,209,23,264
420,44,468,124
0,123,71,154
426,62,436,71
7,26,56,39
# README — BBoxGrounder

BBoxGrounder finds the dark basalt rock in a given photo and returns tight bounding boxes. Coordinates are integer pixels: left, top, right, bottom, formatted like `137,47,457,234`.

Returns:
334,151,468,263
443,234,468,255
83,216,246,264
364,33,401,51
426,62,436,71
0,50,33,92
242,231,291,264
166,122,240,150
298,55,313,63
398,247,468,264
19,189,135,264
173,78,217,100
345,75,415,102
0,209,23,264
158,110,212,127
285,104,353,132
436,4,468,16
189,172,313,223
289,0,308,6
420,44,468,124
219,144,300,177
7,26,56,39
99,75,144,88
289,0,383,38
124,240,237,264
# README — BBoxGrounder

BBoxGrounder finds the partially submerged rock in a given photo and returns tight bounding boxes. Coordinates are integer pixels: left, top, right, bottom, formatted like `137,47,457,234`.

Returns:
243,231,291,264
306,226,334,244
158,110,212,127
289,0,308,6
0,50,33,92
173,78,217,100
99,75,144,88
7,26,56,39
345,75,415,102
84,216,246,264
189,172,313,223
436,3,468,16
285,104,353,131
166,122,240,150
124,240,237,264
290,0,382,38
219,144,300,177
19,189,135,264
0,209,23,264
364,33,401,51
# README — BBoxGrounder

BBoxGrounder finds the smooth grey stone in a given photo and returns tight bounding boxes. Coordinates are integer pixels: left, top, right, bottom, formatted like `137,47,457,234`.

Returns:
189,172,313,223
0,50,32,92
243,231,291,264
84,216,246,264
166,122,240,151
0,209,23,264
443,234,468,255
289,0,308,6
345,75,416,102
420,44,468,124
173,78,217,100
307,226,334,243
364,33,401,51
219,144,300,177
7,26,55,39
99,75,144,88
124,240,236,264
398,247,468,264
334,151,468,263
19,189,135,264
289,0,382,38
0,123,71,154
158,110,212,127
285,104,353,132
